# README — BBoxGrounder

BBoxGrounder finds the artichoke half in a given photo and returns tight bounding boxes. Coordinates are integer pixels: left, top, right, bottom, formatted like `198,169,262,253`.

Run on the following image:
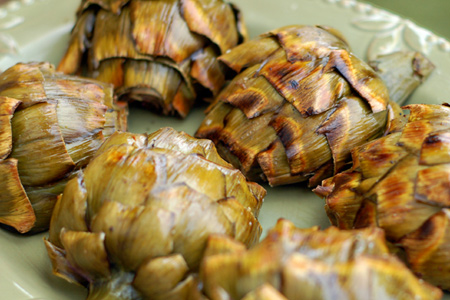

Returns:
199,219,441,300
195,25,434,187
314,103,450,290
0,62,127,234
45,127,265,300
58,0,247,118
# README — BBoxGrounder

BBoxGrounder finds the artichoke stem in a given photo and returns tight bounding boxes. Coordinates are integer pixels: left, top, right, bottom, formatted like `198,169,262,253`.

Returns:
370,51,435,105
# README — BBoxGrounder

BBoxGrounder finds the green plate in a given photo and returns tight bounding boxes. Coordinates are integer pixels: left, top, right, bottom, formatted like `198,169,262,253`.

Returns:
0,0,449,298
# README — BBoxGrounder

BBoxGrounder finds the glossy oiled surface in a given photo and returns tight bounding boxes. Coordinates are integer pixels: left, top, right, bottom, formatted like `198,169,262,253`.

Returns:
0,0,449,299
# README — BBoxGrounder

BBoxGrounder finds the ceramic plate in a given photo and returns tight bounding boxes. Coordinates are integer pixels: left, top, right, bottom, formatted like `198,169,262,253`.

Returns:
0,0,449,298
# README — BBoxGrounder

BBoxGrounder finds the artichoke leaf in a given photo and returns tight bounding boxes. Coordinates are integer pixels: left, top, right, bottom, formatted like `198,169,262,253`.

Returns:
133,254,189,298
0,158,35,233
181,0,238,54
0,63,47,108
60,229,111,280
0,96,21,159
130,0,205,64
10,102,75,186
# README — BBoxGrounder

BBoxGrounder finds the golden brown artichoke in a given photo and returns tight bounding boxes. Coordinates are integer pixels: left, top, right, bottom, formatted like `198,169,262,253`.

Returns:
58,0,247,118
195,25,434,187
199,219,441,300
0,62,127,234
45,127,264,300
314,103,450,290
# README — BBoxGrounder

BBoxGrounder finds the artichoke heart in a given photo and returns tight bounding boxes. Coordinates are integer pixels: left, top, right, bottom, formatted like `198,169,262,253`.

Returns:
199,219,441,300
0,62,127,234
58,0,248,118
45,127,264,300
315,103,450,290
195,25,434,187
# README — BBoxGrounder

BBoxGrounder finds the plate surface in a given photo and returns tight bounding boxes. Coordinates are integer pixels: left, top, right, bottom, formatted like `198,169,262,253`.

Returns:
0,0,449,299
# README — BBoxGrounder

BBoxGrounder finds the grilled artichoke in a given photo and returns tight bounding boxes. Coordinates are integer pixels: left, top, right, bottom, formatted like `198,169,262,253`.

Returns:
0,62,127,234
314,103,450,290
195,25,434,187
45,127,264,299
58,0,247,118
200,219,441,300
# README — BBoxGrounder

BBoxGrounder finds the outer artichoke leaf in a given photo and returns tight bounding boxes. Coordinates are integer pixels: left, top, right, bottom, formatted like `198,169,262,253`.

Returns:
318,96,387,174
281,254,345,300
349,255,442,300
200,252,242,299
147,127,231,168
316,171,364,229
81,0,130,15
90,7,146,69
219,69,285,119
55,97,107,142
60,229,111,281
90,201,175,270
82,144,137,219
10,102,75,186
415,164,450,206
133,254,189,298
401,209,450,290
95,131,147,156
399,119,450,154
218,198,262,247
181,0,238,54
242,284,288,300
0,158,35,233
191,45,225,96
87,147,159,212
44,75,112,104
57,10,96,75
0,96,21,159
259,50,320,113
171,81,197,118
351,132,406,181
219,108,277,173
162,149,262,214
172,199,234,268
202,234,246,257
26,170,83,233
270,103,331,176
195,100,233,143
147,275,200,300
0,63,47,108
49,174,88,247
218,37,279,73
65,131,105,168
329,49,389,113
369,155,440,240
404,103,450,122
267,25,349,63
419,131,450,165
130,0,205,64
94,58,126,89
257,139,308,186
118,60,184,113
44,238,88,286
